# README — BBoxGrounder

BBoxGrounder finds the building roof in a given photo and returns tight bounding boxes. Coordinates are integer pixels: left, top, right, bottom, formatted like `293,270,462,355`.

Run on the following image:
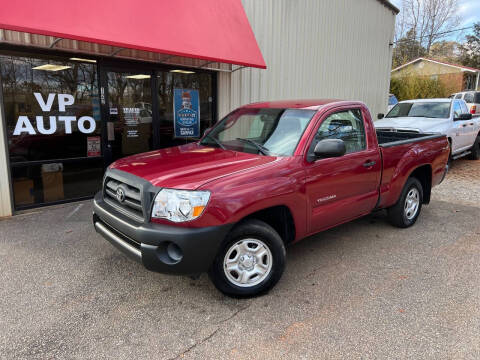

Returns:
392,58,480,73
377,0,400,14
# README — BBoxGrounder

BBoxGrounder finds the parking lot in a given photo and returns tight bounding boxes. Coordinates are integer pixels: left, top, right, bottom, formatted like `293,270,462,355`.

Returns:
1,159,479,359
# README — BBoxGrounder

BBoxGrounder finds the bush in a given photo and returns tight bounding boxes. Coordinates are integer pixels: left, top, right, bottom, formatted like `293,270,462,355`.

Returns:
390,76,449,101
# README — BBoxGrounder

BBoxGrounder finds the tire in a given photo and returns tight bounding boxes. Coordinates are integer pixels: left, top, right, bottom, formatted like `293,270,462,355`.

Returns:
208,219,286,298
387,177,423,228
446,141,453,172
468,135,480,160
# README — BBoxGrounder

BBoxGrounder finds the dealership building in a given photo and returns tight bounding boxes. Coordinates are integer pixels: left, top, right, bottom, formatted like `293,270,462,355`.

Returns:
0,0,398,217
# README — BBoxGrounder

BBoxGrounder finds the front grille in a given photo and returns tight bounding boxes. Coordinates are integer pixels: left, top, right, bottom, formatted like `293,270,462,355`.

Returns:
104,177,144,220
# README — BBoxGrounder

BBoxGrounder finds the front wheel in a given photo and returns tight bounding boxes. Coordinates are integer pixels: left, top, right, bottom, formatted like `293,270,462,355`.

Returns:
387,177,423,228
208,219,286,298
468,136,480,160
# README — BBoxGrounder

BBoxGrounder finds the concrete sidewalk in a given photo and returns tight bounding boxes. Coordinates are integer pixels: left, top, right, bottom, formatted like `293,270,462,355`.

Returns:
1,160,479,359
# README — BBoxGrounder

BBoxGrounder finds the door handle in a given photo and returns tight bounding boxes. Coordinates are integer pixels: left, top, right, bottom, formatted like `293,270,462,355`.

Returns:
462,124,467,127
469,123,474,126
363,160,376,168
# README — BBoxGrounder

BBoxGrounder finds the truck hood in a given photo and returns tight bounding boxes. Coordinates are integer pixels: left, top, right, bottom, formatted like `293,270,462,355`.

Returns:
375,117,450,133
109,143,280,189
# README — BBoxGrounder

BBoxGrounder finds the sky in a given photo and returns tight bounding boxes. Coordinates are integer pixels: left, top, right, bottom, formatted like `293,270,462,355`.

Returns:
390,0,480,42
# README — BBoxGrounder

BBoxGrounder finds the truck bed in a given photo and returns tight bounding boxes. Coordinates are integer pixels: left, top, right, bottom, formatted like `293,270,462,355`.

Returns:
376,130,444,148
376,130,449,210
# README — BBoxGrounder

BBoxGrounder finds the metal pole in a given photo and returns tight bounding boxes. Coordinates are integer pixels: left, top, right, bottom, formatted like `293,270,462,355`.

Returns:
0,65,13,216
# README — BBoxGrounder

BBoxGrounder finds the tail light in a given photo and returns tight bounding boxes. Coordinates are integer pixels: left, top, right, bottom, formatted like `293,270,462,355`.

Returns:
471,105,477,114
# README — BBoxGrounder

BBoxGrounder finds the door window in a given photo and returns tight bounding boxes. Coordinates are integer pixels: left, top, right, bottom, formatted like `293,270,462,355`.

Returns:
315,109,366,154
455,93,463,99
453,101,462,118
460,101,469,114
106,71,153,159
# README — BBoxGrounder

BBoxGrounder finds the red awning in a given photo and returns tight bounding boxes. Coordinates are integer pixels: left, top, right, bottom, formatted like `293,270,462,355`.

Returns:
0,0,266,69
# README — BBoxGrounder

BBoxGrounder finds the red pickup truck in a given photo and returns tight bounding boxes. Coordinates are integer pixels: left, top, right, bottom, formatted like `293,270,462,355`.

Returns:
93,99,449,297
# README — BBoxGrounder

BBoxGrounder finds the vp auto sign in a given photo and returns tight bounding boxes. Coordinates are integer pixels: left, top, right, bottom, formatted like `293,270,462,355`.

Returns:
173,88,200,138
13,93,96,135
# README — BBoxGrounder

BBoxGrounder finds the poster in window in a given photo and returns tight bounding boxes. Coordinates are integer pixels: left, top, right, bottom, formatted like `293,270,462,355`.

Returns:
173,88,200,138
87,136,101,157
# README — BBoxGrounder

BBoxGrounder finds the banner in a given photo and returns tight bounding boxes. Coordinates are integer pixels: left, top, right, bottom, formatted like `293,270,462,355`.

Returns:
173,88,200,138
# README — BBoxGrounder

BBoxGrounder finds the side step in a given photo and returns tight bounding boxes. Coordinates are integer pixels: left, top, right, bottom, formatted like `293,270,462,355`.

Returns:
453,151,471,160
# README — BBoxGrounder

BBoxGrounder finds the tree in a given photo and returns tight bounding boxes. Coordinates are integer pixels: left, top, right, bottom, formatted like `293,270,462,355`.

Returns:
423,0,460,53
459,22,480,69
390,76,449,101
429,40,460,63
393,29,426,68
393,0,460,66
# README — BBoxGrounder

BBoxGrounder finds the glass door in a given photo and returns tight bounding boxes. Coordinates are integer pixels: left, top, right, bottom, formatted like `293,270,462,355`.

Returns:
105,69,154,161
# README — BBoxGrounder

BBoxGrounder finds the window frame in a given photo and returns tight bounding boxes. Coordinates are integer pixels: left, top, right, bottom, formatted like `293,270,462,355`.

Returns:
306,107,367,161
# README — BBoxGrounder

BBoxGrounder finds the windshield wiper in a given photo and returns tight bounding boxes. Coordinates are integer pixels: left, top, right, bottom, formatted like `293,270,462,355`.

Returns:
204,133,226,150
236,138,270,155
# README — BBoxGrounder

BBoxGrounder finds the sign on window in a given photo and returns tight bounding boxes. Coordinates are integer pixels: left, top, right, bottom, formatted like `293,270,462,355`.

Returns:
173,88,200,138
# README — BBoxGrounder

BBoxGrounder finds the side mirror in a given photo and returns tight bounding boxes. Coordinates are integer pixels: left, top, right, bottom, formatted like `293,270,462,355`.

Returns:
454,113,472,121
377,113,384,120
203,127,212,137
314,139,346,158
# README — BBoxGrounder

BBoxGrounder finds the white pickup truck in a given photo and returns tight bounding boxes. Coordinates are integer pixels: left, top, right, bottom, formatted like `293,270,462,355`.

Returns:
376,98,480,165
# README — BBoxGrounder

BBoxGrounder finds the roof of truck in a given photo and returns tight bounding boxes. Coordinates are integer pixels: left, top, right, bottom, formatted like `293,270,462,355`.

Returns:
242,99,345,110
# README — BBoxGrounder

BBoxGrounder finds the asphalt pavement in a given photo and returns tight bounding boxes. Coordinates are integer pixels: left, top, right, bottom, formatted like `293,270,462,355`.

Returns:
1,160,479,359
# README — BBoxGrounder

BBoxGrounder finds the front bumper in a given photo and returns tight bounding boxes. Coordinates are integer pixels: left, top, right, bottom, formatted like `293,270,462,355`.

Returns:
93,192,233,275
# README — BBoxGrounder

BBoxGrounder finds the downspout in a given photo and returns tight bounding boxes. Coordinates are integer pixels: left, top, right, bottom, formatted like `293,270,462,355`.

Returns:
476,71,480,91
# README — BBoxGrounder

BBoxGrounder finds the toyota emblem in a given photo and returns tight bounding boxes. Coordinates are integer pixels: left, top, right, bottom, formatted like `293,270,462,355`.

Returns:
116,187,125,203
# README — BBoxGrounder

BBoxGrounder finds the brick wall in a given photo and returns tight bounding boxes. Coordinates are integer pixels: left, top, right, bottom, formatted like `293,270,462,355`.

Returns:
437,73,464,94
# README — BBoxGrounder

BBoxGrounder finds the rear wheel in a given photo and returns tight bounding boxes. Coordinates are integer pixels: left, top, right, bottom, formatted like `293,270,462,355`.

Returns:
468,135,480,160
208,219,286,298
387,177,423,228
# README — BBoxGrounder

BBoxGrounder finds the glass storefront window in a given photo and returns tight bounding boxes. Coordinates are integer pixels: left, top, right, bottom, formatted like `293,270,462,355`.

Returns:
0,51,216,210
106,70,153,160
0,53,103,208
157,71,213,148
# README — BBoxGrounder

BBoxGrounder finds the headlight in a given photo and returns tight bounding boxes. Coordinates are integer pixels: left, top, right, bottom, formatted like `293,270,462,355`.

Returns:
151,189,210,222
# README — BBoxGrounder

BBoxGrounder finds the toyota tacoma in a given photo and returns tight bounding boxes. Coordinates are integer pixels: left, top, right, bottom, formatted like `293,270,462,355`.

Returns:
93,100,449,297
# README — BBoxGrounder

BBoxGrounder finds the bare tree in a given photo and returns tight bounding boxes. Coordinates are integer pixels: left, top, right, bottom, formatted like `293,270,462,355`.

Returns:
395,0,460,56
424,0,460,53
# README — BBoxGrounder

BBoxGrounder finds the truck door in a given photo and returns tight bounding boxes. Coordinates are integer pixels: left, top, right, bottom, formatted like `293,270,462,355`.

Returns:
452,100,473,153
304,108,381,234
460,100,478,148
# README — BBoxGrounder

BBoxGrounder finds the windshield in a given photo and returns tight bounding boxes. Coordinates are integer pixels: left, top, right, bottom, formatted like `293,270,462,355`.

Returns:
200,108,316,156
386,102,450,119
